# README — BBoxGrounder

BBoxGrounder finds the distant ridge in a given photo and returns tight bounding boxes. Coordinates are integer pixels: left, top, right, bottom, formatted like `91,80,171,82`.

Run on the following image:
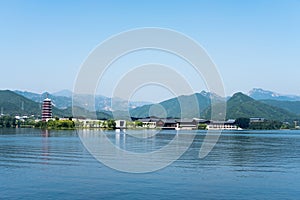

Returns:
225,92,297,121
2,89,300,122
132,92,298,122
15,90,72,109
249,88,300,101
15,90,152,111
0,90,112,119
52,89,73,98
130,92,224,119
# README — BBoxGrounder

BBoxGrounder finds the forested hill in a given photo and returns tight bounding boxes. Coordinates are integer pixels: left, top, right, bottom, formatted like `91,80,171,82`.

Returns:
0,90,41,116
132,92,299,122
0,90,112,119
225,93,298,122
1,90,299,122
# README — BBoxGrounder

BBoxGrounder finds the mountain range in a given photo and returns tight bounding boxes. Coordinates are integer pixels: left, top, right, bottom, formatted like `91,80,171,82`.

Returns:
1,88,300,122
249,88,300,101
0,90,70,117
130,91,224,119
225,92,297,121
14,90,152,111
130,92,298,122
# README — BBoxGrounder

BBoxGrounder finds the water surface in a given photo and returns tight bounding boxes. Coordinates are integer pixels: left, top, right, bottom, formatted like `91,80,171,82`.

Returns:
1,128,300,199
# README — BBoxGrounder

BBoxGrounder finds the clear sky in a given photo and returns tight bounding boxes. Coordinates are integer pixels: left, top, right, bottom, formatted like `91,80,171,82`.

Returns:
0,0,299,101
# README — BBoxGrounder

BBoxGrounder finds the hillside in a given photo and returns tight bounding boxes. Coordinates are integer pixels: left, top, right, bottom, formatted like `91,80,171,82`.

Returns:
130,92,222,119
0,90,68,117
130,91,298,122
0,90,41,116
260,99,300,115
225,93,298,121
16,90,152,111
15,90,72,109
0,90,113,119
2,89,299,122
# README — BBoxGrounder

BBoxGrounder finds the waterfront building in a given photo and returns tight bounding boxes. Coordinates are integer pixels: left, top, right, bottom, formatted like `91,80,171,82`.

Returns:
206,119,238,130
139,118,161,128
73,118,102,128
176,119,198,130
116,120,126,130
161,119,177,129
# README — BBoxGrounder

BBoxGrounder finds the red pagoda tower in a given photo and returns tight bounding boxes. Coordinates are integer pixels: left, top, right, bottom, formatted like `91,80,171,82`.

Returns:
42,97,52,121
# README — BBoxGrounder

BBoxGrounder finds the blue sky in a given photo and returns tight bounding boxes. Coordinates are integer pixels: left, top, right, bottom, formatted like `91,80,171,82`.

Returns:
0,1,299,101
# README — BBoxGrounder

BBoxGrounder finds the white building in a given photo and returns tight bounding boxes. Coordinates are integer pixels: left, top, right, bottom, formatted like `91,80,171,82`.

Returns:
207,120,239,130
115,120,126,129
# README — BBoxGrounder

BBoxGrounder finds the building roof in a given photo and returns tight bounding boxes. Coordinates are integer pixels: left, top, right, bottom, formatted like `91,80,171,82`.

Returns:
139,118,161,123
209,120,236,125
163,119,177,124
176,119,195,123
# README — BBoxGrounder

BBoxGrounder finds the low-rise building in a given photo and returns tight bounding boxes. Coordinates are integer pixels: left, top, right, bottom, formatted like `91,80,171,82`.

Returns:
176,119,197,130
207,119,238,130
116,120,126,129
139,118,159,128
73,118,102,128
160,119,177,129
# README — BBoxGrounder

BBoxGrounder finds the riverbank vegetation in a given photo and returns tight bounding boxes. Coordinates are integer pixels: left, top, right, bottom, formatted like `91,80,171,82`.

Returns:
35,118,75,130
0,115,296,130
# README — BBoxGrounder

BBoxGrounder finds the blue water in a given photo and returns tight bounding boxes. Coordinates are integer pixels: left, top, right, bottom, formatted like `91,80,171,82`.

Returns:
1,129,300,199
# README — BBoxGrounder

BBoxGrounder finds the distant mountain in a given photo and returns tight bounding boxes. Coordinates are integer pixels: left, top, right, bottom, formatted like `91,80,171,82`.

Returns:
225,93,297,121
14,90,72,109
1,90,112,119
69,106,112,120
5,89,300,122
130,92,224,119
16,90,152,111
52,89,73,98
249,88,300,101
0,90,68,117
131,91,298,122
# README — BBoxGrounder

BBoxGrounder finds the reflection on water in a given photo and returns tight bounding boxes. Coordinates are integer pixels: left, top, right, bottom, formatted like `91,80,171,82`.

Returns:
1,128,300,199
41,129,49,165
79,129,196,173
0,129,88,169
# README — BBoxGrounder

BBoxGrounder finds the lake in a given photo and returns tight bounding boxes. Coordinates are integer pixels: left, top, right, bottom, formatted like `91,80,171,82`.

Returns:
1,128,300,199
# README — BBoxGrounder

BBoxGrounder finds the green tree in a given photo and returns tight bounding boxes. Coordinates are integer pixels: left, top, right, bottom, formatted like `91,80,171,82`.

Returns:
0,117,3,127
134,120,143,127
249,120,282,130
198,123,207,130
35,121,47,129
235,118,250,129
106,120,116,129
280,122,290,129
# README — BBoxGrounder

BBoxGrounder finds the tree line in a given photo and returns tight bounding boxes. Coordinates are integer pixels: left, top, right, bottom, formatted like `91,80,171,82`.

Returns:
235,118,290,130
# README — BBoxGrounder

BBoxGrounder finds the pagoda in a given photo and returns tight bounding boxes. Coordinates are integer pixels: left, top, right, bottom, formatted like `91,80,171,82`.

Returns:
42,96,52,121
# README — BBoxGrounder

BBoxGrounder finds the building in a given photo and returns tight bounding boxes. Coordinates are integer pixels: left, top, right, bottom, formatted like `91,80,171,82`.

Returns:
42,97,52,121
193,118,210,124
73,118,102,128
139,118,161,128
160,119,178,130
116,120,126,130
206,119,238,130
175,119,198,130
